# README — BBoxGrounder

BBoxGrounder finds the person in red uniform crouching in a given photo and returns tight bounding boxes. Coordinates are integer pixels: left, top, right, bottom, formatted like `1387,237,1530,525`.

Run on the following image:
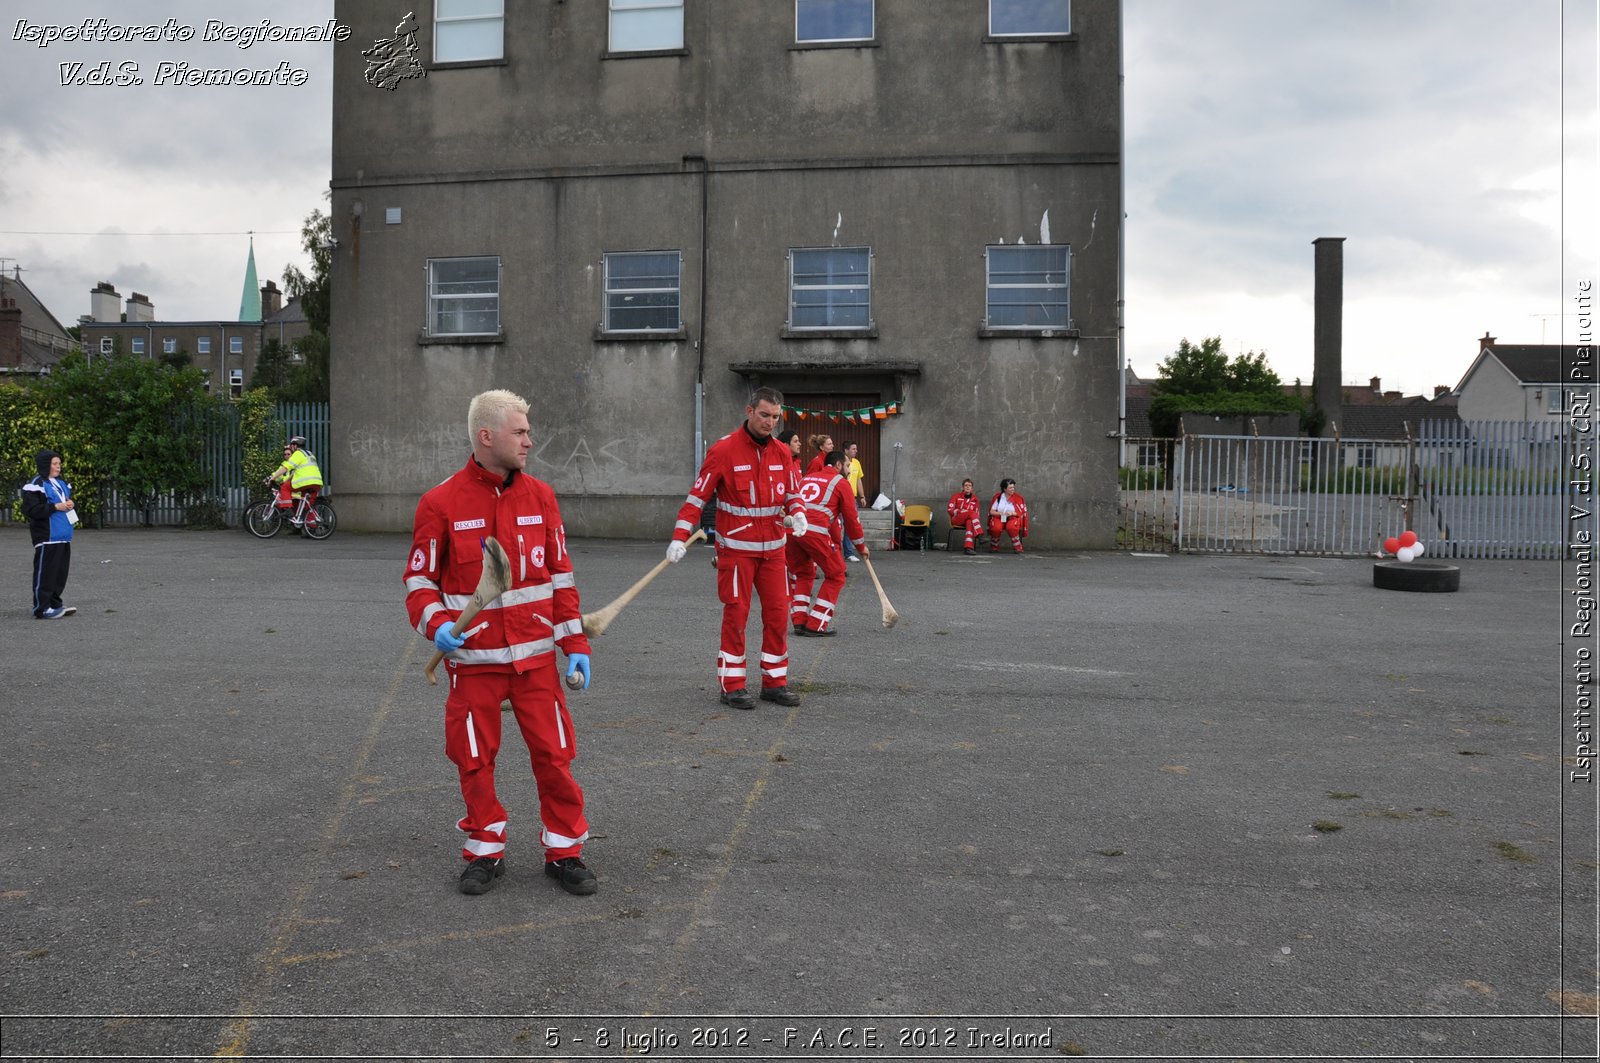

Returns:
789,449,869,637
665,387,806,710
947,477,984,556
987,477,1030,554
404,389,598,897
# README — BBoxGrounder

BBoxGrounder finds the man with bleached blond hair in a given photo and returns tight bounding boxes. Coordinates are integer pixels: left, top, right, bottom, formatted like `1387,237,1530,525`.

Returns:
404,389,599,896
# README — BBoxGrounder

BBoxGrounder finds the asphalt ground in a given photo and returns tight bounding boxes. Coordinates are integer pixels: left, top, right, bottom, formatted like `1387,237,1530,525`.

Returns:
1,526,1595,1061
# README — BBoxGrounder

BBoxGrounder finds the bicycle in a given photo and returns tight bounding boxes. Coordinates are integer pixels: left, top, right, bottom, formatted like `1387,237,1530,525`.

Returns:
244,486,336,540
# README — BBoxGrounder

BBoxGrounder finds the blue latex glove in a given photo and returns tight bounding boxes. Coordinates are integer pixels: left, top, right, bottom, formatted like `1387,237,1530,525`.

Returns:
566,653,591,690
433,625,465,654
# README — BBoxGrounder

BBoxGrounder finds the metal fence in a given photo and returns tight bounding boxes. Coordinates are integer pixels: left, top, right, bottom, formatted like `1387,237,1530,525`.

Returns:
1416,419,1567,560
1119,421,1571,559
93,401,329,527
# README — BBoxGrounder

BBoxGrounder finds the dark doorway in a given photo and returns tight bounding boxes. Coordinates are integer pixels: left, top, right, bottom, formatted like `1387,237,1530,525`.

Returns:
784,391,883,501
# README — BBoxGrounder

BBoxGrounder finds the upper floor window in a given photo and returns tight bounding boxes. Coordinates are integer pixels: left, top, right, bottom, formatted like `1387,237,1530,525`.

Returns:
99,337,112,355
610,0,683,53
197,337,211,354
162,337,177,354
985,245,1070,330
990,0,1070,37
435,0,504,63
604,251,682,333
428,256,501,336
796,0,874,43
789,247,871,330
230,336,244,354
131,337,145,354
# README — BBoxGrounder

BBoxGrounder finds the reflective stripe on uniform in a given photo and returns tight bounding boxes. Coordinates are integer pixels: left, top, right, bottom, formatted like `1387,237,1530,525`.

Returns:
718,535,787,552
717,500,783,518
451,636,557,666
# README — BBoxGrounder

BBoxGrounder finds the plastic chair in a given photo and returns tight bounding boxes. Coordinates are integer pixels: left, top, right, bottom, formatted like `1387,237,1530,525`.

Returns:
897,504,933,551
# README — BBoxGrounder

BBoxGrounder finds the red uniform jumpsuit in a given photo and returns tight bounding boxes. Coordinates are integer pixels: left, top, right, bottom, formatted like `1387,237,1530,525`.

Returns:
987,490,1030,552
405,457,593,865
788,467,866,634
947,490,984,550
673,427,803,693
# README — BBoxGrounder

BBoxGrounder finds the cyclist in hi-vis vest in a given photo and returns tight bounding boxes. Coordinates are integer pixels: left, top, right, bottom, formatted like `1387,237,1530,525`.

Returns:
267,436,324,527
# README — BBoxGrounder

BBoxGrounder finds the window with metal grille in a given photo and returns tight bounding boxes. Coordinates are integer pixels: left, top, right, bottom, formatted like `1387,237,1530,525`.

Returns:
604,251,682,333
984,245,1070,329
427,256,501,336
435,0,504,62
789,247,871,330
989,0,1070,36
610,0,683,52
797,0,874,43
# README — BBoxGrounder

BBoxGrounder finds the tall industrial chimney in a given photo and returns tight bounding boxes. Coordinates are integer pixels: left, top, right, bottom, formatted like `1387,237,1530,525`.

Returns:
1312,237,1345,437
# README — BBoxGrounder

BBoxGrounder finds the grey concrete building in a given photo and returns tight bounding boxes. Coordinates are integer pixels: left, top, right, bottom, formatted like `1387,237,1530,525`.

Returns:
329,0,1123,547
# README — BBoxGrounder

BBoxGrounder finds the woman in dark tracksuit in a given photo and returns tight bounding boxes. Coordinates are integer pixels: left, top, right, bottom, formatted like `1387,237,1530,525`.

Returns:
21,449,76,619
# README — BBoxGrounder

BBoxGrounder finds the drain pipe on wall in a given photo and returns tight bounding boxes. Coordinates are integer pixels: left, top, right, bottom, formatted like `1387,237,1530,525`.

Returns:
686,154,709,466
1115,2,1127,448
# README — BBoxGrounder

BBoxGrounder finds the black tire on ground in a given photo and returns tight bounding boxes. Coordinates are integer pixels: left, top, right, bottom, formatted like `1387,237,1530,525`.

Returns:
244,502,282,539
304,501,336,540
1373,560,1461,593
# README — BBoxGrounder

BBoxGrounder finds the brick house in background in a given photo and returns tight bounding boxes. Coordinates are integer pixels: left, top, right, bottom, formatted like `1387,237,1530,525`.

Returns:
76,280,310,397
1453,332,1579,424
0,271,75,377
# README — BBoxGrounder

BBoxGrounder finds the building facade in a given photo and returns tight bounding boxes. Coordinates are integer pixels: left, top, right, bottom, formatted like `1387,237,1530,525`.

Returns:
77,280,309,397
329,0,1123,546
1454,333,1578,425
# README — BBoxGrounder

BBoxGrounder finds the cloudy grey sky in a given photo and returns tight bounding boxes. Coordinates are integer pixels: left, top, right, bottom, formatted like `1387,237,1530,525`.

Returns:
2,1,1595,398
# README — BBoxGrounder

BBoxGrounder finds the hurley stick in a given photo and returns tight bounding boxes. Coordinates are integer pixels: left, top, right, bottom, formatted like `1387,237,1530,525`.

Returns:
424,536,513,685
861,555,899,629
582,528,707,636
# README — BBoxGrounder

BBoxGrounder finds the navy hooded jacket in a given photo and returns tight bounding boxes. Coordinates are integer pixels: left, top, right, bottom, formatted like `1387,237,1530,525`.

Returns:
21,449,74,545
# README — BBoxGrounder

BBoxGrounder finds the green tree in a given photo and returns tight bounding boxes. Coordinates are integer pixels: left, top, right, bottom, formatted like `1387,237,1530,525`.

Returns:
36,351,220,523
1148,336,1305,438
280,195,331,402
250,337,294,392
238,386,287,502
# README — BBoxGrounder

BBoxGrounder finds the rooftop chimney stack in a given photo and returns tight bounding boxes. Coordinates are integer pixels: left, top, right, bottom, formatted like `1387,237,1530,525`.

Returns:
261,280,282,318
0,297,22,368
1479,332,1496,353
90,281,120,323
1312,237,1346,437
125,292,154,322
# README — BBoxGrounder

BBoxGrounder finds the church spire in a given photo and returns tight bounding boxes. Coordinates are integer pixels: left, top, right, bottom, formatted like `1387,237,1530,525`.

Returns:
238,236,261,322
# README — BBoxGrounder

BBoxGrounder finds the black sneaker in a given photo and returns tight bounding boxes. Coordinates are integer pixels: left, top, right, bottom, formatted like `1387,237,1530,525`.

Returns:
759,686,802,706
719,688,756,710
793,626,836,638
458,856,505,895
544,856,598,895
964,547,976,556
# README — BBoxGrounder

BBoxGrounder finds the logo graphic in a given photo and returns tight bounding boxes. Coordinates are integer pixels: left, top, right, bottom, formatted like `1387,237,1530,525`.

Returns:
363,11,426,91
800,482,823,503
531,546,546,569
410,547,426,571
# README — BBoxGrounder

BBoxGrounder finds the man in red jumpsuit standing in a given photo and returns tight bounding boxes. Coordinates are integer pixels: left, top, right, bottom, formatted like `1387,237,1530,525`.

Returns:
665,387,806,710
947,478,983,556
789,450,869,637
405,389,598,897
